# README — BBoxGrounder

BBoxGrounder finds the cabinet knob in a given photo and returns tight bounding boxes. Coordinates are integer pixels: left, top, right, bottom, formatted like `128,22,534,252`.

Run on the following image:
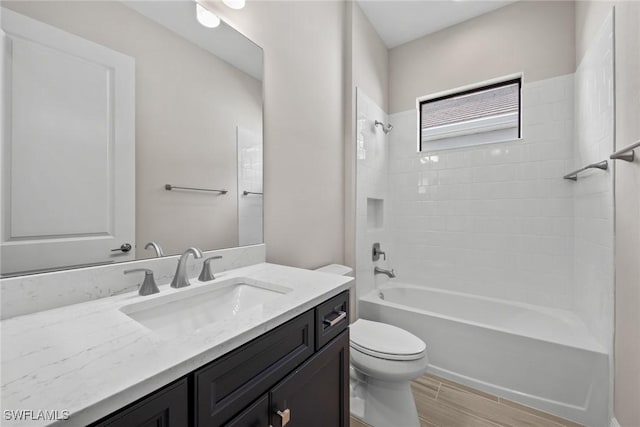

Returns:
276,408,291,426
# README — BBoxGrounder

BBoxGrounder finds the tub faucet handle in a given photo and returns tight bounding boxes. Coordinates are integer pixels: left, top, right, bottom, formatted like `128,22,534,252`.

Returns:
372,242,386,261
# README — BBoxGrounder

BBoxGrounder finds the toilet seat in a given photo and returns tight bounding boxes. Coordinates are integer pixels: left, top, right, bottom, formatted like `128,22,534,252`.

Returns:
350,319,426,361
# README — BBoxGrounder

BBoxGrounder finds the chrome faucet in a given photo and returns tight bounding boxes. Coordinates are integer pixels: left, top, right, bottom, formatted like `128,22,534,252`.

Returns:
171,247,203,288
144,241,165,257
374,266,396,278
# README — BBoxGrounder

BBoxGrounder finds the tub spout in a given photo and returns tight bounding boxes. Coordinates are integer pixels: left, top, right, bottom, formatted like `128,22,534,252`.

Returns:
374,266,396,278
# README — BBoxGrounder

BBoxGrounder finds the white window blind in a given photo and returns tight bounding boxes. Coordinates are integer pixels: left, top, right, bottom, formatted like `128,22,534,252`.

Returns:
419,79,521,151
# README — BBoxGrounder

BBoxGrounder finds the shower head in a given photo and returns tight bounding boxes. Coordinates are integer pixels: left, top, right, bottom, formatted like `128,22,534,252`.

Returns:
374,120,393,135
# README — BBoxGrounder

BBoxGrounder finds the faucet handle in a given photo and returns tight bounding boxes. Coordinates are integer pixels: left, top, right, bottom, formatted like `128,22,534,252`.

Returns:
372,243,386,261
198,256,223,282
124,268,160,296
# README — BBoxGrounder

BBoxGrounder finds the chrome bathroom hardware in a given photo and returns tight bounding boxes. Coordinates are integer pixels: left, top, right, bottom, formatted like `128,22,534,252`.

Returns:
374,120,393,134
144,241,164,257
198,255,223,281
374,266,396,278
372,243,386,261
610,140,640,162
165,184,228,194
276,408,291,426
323,310,347,327
563,160,608,181
111,243,132,253
242,190,263,196
171,247,203,288
124,268,160,296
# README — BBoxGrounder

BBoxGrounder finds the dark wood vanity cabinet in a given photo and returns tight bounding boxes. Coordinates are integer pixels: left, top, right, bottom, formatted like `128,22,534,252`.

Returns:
90,291,350,427
92,379,189,427
269,331,349,427
224,395,269,427
195,310,316,426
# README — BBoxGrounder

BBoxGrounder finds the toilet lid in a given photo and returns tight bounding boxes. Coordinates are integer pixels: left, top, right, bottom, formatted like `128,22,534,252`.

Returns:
350,319,426,361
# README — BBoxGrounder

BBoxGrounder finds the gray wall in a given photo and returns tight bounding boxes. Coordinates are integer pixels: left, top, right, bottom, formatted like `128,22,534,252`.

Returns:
344,2,390,315
344,2,390,268
388,1,576,114
576,3,640,426
204,1,346,269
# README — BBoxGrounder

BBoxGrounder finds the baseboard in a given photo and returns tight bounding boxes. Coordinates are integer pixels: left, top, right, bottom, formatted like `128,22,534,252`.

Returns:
610,417,621,427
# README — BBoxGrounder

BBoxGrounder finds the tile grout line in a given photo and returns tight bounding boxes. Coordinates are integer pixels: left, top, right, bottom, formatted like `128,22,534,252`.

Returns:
499,395,578,427
440,387,570,427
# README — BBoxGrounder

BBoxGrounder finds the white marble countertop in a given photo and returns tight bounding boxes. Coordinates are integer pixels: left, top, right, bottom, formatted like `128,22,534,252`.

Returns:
1,263,353,426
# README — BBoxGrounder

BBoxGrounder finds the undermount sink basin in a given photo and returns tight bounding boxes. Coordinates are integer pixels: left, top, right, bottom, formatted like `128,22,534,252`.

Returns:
120,277,292,338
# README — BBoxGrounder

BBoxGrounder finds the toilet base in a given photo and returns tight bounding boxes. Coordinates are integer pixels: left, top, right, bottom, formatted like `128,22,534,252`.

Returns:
350,370,421,427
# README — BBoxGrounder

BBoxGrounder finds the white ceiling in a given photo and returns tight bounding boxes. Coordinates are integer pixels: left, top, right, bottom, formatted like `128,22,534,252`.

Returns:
122,1,263,80
357,0,518,48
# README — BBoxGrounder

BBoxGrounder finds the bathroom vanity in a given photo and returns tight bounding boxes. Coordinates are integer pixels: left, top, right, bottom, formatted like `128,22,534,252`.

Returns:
92,291,350,427
0,3,354,426
0,262,352,427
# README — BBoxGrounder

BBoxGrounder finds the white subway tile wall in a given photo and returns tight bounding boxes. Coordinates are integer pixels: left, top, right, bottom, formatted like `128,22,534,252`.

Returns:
387,74,576,310
355,89,392,310
237,127,264,246
356,56,613,351
573,13,614,350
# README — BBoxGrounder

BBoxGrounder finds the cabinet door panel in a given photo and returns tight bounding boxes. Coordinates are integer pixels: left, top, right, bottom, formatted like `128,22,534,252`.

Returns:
224,395,269,427
270,331,349,427
92,379,188,427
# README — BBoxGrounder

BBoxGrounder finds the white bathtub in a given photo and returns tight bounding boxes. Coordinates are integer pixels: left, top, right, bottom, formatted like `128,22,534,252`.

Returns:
359,283,609,427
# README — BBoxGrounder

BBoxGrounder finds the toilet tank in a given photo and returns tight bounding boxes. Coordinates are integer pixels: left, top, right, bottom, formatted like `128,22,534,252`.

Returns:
315,264,355,320
314,264,353,277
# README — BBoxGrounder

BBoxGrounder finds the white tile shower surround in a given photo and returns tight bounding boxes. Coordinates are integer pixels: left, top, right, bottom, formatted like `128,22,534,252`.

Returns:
237,126,264,246
0,244,266,320
572,11,614,351
355,89,393,307
388,74,576,310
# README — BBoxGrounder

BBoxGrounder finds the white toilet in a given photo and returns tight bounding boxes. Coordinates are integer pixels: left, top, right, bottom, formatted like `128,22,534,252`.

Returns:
315,265,429,427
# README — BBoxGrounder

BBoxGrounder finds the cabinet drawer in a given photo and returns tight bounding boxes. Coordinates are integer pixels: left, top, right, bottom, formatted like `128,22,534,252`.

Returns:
315,291,349,350
195,310,315,426
91,378,188,427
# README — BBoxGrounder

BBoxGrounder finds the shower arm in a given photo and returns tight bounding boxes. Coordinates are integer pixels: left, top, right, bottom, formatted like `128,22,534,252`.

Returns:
374,120,393,134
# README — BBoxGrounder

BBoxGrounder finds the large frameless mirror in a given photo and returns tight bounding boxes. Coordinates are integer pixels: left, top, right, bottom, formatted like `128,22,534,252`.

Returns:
0,1,264,277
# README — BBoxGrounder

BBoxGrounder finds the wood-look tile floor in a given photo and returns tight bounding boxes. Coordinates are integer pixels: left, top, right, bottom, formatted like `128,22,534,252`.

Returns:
350,374,584,427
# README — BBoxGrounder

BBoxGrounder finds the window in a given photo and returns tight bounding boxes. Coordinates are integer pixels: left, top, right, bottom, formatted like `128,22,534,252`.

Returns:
418,77,521,151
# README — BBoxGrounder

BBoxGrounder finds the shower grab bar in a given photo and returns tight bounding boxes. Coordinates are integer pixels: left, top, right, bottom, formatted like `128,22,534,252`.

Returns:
165,184,228,194
242,191,263,196
610,140,640,162
563,160,608,181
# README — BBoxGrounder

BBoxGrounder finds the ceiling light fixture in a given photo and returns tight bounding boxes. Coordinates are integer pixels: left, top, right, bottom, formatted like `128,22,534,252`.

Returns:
196,2,220,28
222,0,246,10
